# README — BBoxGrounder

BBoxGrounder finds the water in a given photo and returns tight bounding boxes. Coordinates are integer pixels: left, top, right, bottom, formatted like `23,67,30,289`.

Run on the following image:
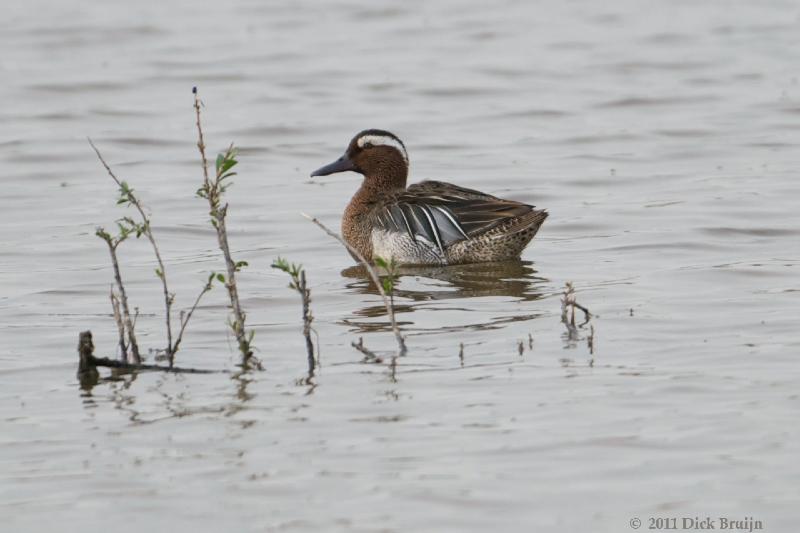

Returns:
2,0,799,531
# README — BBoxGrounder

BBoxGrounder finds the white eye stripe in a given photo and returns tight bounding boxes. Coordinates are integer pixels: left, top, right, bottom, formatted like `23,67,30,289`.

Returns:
357,135,409,164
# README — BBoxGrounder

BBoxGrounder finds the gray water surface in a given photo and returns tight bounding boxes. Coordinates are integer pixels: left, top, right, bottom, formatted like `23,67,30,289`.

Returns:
1,1,799,532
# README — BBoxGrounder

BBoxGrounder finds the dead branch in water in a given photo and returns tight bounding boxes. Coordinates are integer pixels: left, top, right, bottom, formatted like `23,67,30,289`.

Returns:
352,337,383,363
302,213,407,357
77,331,224,378
272,258,317,380
96,227,140,363
193,87,258,370
561,281,591,327
561,281,596,355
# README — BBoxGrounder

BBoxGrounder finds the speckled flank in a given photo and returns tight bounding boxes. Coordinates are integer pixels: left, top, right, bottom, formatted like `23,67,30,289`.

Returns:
447,210,548,264
370,210,547,265
371,229,447,264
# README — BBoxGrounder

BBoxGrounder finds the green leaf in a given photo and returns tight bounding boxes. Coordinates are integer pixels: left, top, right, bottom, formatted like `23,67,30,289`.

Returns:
215,153,224,172
235,260,249,271
220,158,238,175
374,256,388,269
216,273,226,283
271,257,289,272
382,278,394,294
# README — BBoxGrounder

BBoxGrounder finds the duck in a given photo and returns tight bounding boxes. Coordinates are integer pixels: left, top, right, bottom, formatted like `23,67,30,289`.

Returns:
310,129,547,265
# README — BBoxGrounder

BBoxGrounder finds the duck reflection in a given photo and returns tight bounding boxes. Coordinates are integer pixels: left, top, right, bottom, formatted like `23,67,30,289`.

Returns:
340,260,547,333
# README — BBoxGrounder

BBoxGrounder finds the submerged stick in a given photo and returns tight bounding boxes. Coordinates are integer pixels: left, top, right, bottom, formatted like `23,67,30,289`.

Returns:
561,281,591,326
352,337,383,363
302,213,407,356
77,331,224,375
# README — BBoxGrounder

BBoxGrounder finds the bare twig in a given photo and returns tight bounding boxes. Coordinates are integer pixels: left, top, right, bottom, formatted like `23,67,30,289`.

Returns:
109,286,127,362
561,281,591,326
352,337,383,363
96,228,140,363
560,281,595,354
302,213,407,356
88,138,176,364
458,343,464,367
193,88,257,370
172,274,215,356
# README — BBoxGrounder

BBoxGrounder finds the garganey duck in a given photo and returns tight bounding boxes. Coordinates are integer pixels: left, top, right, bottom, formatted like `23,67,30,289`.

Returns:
311,129,547,265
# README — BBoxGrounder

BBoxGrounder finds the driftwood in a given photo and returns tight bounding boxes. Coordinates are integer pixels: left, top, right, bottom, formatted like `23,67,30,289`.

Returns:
76,331,224,378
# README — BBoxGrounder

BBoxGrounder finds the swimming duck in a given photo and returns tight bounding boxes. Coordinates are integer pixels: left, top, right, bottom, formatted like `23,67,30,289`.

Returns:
311,129,547,265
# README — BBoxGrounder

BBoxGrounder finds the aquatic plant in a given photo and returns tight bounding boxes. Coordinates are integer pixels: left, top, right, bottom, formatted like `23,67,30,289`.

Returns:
89,139,214,367
271,257,317,382
374,255,399,309
94,223,141,363
193,87,258,370
83,89,259,375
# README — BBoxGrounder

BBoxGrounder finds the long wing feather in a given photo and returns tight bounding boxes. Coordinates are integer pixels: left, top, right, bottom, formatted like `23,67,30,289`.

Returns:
373,180,540,247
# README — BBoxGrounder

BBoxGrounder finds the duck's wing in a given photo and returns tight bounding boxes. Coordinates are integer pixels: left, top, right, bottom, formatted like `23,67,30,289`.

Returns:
373,180,538,252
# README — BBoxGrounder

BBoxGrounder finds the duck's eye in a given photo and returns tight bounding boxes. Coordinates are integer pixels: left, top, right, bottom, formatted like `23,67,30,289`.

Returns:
363,142,373,149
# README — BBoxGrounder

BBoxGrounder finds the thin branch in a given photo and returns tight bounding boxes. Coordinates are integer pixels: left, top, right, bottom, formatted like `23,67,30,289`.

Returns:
109,286,127,362
561,281,591,326
271,259,316,379
88,356,223,374
172,276,214,356
300,270,315,377
352,337,383,363
302,213,407,356
88,138,175,364
97,230,140,363
193,88,257,370
193,88,211,188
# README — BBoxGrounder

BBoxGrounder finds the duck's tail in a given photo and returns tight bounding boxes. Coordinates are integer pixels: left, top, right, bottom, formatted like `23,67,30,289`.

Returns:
446,208,548,264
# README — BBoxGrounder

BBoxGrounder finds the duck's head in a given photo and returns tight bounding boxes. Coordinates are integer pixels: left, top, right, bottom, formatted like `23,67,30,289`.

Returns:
311,129,409,187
